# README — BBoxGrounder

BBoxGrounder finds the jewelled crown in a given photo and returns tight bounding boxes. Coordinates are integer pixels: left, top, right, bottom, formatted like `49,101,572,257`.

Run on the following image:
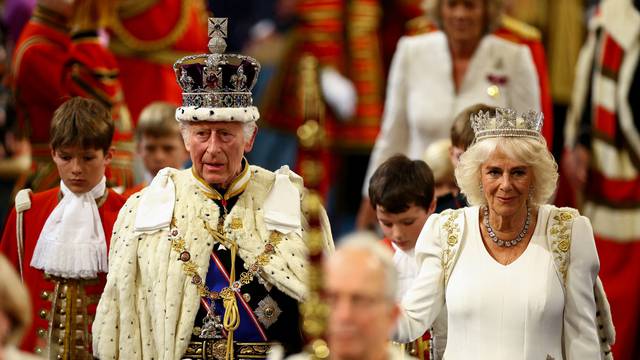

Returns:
470,108,544,143
173,18,261,123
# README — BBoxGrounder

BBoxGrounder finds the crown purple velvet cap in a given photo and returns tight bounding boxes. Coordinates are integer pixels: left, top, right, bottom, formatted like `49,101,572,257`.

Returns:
173,18,261,123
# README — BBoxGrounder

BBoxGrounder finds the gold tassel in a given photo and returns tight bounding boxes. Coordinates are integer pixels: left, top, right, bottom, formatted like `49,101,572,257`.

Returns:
222,241,240,360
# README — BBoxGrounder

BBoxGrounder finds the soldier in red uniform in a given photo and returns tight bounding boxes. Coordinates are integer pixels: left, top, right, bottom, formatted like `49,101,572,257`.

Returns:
0,97,125,358
12,0,134,192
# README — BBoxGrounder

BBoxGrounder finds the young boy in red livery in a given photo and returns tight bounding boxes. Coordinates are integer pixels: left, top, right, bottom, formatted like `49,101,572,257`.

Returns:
0,97,125,358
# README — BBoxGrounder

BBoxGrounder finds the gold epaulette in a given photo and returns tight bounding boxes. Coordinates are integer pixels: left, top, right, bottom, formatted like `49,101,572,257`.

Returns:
500,15,541,41
405,15,436,36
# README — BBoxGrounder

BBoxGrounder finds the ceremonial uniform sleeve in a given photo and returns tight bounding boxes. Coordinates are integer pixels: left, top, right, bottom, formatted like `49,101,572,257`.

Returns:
63,31,122,107
0,208,19,266
394,212,446,342
507,44,541,114
362,36,411,195
563,215,601,359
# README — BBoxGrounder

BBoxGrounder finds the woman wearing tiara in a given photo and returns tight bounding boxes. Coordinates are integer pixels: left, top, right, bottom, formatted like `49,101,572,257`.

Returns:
393,108,614,359
357,0,541,229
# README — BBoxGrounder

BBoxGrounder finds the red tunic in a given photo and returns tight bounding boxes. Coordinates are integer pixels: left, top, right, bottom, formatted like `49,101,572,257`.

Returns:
260,0,384,198
12,7,134,191
122,181,146,199
108,0,208,121
0,187,125,354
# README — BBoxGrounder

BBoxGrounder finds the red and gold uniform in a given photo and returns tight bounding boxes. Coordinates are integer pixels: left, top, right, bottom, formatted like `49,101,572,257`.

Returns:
12,5,134,191
108,0,208,121
0,187,125,357
405,14,554,149
260,0,384,198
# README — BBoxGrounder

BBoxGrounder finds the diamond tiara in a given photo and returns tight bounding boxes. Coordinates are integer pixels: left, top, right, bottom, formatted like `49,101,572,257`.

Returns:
470,108,543,143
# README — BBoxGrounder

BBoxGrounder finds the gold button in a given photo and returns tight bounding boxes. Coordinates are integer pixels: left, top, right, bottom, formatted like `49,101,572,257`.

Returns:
39,309,48,319
58,323,65,329
34,347,43,354
36,328,46,338
58,338,64,345
40,291,49,300
487,85,500,97
58,308,66,315
57,355,63,360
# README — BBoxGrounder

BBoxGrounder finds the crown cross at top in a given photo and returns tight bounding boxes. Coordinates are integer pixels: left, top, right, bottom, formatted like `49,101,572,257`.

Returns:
208,18,228,54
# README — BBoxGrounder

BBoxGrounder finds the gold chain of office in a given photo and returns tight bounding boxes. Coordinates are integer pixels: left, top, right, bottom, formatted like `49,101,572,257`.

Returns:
169,221,283,303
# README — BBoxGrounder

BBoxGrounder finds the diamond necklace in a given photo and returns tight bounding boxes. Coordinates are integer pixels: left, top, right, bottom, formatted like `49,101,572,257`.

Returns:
482,205,531,247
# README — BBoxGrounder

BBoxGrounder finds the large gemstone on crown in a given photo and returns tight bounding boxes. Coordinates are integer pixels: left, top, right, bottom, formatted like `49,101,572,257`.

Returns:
174,53,260,99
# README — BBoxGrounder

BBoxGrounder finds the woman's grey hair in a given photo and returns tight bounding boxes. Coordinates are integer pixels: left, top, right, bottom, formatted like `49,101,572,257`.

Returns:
335,231,398,302
422,0,505,34
0,254,32,346
455,137,558,206
179,121,257,147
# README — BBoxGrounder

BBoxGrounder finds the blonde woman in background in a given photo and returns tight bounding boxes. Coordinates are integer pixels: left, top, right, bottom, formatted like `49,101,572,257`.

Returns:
0,254,39,360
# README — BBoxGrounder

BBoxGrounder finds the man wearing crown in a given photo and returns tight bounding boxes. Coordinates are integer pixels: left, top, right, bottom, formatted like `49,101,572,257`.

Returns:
92,18,334,360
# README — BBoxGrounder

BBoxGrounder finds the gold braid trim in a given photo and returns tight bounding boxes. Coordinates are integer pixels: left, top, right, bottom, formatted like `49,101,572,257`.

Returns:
223,241,240,360
110,0,190,52
441,210,461,286
549,210,574,286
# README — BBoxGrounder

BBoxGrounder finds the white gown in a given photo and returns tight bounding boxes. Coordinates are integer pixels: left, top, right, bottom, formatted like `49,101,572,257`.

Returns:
445,206,564,359
394,205,601,360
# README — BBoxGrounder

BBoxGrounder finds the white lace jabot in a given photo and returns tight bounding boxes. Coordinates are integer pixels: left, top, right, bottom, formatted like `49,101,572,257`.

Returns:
31,177,108,278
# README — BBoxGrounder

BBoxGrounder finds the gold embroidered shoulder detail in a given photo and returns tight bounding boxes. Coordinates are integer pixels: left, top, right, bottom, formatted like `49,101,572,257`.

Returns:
549,210,576,286
442,210,461,286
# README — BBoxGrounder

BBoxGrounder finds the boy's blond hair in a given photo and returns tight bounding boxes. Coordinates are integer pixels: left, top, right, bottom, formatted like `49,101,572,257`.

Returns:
135,102,181,142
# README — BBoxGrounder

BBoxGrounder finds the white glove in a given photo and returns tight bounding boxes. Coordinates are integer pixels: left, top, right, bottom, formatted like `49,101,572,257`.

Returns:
320,67,357,121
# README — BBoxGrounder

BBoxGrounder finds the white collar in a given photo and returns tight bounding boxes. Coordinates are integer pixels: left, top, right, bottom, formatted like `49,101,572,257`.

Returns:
30,177,108,278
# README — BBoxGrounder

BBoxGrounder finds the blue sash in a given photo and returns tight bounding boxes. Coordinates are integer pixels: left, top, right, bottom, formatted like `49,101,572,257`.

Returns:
204,251,267,341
